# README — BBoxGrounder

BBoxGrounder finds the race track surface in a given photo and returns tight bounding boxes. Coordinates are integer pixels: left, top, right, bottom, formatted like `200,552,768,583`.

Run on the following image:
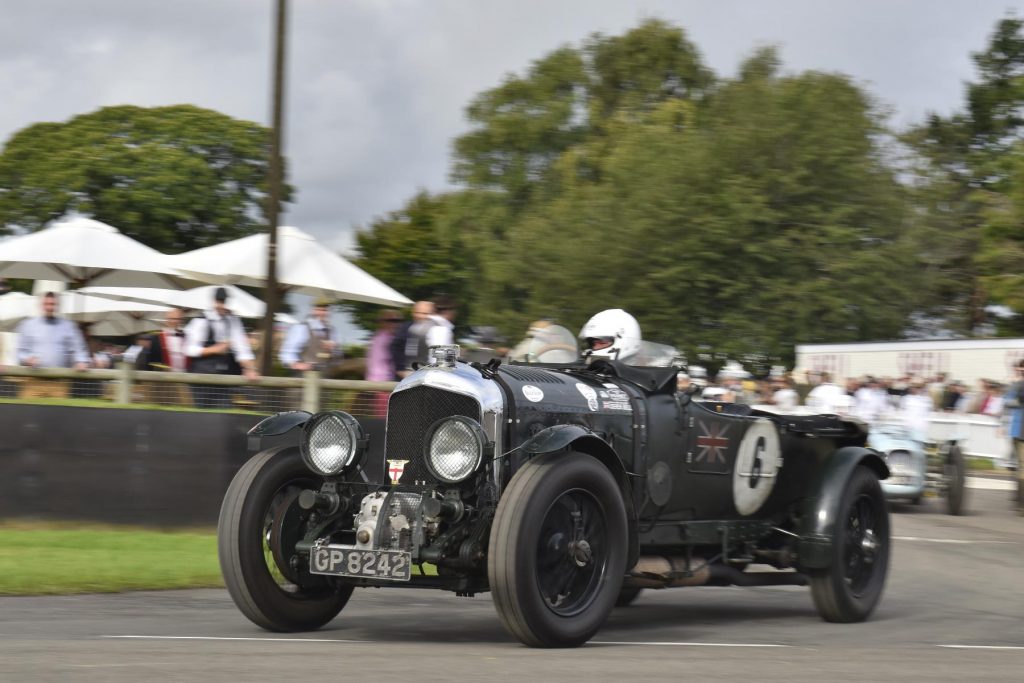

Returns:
1,483,1021,682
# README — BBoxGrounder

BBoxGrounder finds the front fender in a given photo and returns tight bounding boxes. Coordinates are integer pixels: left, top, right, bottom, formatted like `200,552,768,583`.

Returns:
247,411,312,453
798,446,889,569
519,424,640,570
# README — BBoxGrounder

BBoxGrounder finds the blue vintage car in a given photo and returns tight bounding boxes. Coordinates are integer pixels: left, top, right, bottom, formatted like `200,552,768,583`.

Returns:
867,421,967,515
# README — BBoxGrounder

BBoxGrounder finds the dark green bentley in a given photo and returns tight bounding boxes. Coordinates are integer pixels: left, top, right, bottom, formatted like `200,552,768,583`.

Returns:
218,340,890,648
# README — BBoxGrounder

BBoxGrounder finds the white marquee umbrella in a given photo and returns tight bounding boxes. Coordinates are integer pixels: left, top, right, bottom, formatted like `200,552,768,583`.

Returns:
80,285,266,318
0,215,197,289
168,225,412,306
0,292,37,332
0,291,168,335
79,284,300,326
71,313,163,337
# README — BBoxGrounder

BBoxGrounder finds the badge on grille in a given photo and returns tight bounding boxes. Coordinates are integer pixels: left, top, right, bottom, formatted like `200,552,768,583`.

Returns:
387,459,409,485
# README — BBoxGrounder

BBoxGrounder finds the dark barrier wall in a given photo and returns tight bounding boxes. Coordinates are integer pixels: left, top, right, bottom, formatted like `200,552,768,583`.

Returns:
0,404,386,526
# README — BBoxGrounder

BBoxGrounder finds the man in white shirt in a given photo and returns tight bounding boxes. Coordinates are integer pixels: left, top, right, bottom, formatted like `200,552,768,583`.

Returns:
854,377,891,425
899,381,933,443
772,377,801,412
184,287,257,408
806,372,848,414
424,296,457,349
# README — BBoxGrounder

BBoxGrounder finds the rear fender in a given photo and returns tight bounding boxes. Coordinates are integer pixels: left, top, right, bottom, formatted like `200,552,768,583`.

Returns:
520,424,640,570
798,446,889,569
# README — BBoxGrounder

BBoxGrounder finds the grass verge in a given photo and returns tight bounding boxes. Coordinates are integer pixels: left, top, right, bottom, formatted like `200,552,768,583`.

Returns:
966,456,996,471
0,521,222,596
0,396,263,415
0,520,438,595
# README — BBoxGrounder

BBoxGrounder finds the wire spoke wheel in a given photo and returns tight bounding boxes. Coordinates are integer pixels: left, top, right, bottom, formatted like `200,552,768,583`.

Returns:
842,494,880,596
218,448,354,631
536,489,609,617
489,452,627,647
809,464,890,623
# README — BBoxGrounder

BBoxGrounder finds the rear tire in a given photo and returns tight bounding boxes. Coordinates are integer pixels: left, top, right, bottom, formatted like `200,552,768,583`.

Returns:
488,452,628,647
615,586,643,607
809,465,890,623
218,448,353,631
945,444,967,516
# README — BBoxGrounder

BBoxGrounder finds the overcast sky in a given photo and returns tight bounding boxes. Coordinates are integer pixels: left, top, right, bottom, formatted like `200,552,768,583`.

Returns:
2,1,1022,338
2,0,1021,256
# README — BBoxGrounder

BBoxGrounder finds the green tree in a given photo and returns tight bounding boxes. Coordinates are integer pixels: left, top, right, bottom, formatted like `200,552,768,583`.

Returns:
906,17,1024,334
0,104,285,252
356,24,919,364
348,192,479,331
492,49,915,364
448,19,712,334
452,20,710,211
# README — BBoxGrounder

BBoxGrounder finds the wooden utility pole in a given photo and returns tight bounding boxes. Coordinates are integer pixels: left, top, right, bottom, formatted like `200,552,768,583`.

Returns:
261,0,288,376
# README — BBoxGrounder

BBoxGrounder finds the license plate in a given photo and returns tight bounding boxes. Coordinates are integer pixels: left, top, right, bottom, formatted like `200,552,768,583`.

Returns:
309,545,412,582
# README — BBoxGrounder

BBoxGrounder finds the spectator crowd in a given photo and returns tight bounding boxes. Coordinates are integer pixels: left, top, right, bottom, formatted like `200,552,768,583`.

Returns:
1,288,462,412
681,365,1021,422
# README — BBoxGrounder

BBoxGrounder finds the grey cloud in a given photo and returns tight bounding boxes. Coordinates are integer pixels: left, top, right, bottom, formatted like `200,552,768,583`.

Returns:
2,0,1023,256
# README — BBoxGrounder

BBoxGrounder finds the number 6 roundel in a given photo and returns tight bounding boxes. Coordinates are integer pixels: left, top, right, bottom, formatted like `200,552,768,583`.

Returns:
733,419,781,516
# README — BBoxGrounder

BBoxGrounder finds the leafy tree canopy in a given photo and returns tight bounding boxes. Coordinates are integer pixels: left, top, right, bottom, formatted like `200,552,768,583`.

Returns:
0,104,286,253
483,48,914,364
907,16,1024,334
348,191,480,331
355,17,1024,362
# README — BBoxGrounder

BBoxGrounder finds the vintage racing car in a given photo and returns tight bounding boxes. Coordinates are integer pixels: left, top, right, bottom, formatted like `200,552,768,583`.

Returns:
867,420,967,515
218,328,891,648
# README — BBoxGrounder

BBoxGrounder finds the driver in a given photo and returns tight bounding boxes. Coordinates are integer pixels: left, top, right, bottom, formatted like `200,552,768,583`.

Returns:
579,308,642,363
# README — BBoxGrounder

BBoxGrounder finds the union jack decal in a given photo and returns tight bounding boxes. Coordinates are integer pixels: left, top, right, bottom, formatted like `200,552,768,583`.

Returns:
695,422,731,464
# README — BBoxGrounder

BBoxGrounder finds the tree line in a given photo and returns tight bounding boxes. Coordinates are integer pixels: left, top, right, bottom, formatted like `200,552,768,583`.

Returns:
352,17,1024,367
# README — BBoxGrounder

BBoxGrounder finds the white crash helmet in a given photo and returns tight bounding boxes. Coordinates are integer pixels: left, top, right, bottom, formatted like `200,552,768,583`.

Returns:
579,308,642,362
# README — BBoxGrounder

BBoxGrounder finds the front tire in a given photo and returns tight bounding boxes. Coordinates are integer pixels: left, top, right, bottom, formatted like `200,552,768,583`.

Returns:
488,452,628,647
218,447,353,631
809,465,890,623
944,444,967,516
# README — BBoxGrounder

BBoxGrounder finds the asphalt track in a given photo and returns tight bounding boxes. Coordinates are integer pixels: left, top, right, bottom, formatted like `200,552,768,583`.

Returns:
1,483,1021,682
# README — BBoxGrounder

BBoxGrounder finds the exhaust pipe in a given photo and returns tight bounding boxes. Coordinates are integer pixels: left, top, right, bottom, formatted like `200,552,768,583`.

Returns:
627,556,711,587
626,556,807,588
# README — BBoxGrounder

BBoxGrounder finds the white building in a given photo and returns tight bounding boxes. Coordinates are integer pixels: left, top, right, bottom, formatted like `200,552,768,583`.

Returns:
795,338,1024,386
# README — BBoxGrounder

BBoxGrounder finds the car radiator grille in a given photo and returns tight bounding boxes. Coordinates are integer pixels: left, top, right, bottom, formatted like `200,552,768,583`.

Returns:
385,386,481,487
885,449,914,477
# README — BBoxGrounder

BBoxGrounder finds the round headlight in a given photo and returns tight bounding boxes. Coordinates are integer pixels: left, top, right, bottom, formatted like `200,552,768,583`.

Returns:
301,411,364,476
424,416,485,483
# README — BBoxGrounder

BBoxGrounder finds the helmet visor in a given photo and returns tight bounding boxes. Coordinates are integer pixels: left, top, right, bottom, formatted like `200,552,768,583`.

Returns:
586,336,615,351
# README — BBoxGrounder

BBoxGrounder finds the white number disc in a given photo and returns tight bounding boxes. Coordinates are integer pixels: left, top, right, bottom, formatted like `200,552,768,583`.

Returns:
732,419,781,516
